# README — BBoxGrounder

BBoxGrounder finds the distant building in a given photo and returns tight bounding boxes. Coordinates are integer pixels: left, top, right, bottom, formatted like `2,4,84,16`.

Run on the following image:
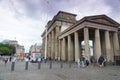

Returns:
2,39,17,45
2,39,25,54
16,45,25,54
29,43,42,54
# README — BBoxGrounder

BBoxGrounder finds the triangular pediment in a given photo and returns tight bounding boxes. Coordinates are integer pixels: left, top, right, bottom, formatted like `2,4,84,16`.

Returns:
90,18,114,25
85,15,120,27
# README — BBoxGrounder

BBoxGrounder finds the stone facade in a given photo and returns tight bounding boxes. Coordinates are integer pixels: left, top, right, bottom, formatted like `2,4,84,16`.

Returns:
41,11,120,63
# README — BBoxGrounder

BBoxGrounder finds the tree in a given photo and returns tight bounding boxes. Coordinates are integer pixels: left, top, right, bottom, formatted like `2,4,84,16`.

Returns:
9,45,16,55
0,43,16,55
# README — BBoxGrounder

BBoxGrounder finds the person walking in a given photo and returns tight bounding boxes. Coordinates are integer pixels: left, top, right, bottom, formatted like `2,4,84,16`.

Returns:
77,58,81,68
98,55,104,67
85,57,89,67
103,58,106,67
81,56,85,67
4,57,8,66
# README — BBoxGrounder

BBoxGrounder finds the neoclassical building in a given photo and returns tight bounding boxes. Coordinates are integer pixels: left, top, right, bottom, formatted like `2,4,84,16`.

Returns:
41,11,120,63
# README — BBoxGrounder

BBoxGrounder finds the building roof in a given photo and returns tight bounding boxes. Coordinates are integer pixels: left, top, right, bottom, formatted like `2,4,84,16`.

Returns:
56,11,77,16
41,11,120,38
83,14,120,26
41,11,77,37
59,14,120,36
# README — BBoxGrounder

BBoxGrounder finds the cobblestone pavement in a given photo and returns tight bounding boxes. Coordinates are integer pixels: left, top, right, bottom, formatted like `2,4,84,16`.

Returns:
0,61,120,80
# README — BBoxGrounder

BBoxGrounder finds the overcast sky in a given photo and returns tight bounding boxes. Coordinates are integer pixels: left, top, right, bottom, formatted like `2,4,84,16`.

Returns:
0,0,120,52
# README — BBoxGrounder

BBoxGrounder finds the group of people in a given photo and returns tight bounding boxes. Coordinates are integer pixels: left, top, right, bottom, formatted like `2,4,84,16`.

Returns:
77,56,90,68
1,55,106,68
0,56,16,65
77,55,106,68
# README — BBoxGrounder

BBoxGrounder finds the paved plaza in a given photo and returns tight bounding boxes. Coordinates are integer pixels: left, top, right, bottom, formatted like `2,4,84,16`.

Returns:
0,61,120,80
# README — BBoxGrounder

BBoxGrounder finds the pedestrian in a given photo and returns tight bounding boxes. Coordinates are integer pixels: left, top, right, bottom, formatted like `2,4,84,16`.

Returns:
4,57,8,66
103,58,106,67
24,57,29,70
38,57,41,62
24,57,29,62
98,55,104,67
77,58,81,68
85,57,89,67
9,56,12,62
81,56,85,67
90,56,96,66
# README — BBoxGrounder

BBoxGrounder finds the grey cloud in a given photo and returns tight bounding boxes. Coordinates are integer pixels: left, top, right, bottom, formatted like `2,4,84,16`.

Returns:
104,0,120,22
7,0,83,20
6,0,120,22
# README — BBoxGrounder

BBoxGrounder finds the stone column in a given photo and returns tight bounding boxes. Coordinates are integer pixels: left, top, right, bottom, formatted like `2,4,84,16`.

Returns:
93,39,95,57
46,35,48,58
95,29,102,61
62,37,66,61
49,33,52,58
110,34,114,62
68,35,73,61
58,39,61,61
101,33,106,57
48,34,51,57
51,30,55,59
47,34,49,57
84,28,90,59
42,38,45,57
79,40,82,58
71,36,74,61
74,31,80,62
105,31,112,62
55,26,60,59
113,32,120,56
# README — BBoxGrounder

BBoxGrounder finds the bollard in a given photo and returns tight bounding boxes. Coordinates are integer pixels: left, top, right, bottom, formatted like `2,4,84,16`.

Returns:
60,61,63,68
25,61,29,70
11,62,15,71
49,60,52,69
38,62,41,69
68,61,71,68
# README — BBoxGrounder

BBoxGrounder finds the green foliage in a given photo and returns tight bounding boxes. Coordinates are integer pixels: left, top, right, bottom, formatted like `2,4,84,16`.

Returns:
0,43,16,55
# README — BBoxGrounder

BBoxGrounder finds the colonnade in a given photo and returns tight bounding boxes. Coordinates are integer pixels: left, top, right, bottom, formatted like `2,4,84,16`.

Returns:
58,27,120,62
44,26,60,60
43,25,120,63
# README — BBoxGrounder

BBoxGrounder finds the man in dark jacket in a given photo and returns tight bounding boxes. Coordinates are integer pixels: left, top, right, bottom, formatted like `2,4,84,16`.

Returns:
98,56,104,67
